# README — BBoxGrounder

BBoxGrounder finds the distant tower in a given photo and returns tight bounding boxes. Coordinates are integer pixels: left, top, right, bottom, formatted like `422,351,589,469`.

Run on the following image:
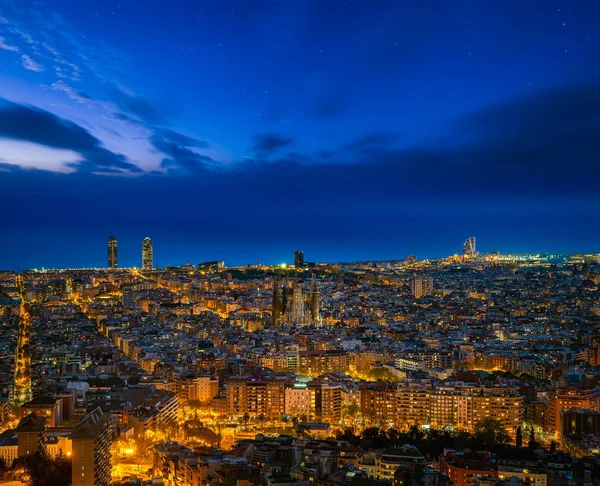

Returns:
142,237,153,270
294,250,305,269
462,237,476,258
107,236,118,269
290,283,305,325
308,274,320,324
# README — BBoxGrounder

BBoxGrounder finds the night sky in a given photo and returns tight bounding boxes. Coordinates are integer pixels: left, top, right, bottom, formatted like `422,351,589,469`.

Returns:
0,0,599,269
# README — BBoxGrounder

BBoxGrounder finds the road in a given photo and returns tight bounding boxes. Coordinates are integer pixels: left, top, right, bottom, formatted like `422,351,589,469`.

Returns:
12,274,31,407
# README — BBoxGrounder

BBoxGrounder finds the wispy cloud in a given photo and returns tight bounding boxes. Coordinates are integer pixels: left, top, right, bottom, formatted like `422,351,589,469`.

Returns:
9,27,34,45
0,16,8,25
51,80,92,104
0,37,18,52
21,54,44,72
42,42,59,56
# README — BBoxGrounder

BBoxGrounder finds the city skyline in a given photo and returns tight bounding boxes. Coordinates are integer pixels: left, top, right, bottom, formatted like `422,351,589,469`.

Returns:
0,236,600,272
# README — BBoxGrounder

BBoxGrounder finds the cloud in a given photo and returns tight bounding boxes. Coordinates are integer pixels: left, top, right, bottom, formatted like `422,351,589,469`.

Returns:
51,80,92,104
9,27,34,45
0,139,81,174
251,132,294,155
155,128,209,149
0,37,18,52
0,16,8,24
0,98,141,173
42,42,60,56
108,86,168,124
21,54,43,72
151,129,214,174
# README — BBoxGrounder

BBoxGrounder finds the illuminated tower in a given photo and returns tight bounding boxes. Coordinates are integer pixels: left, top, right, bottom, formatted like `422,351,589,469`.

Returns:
308,274,320,324
142,237,153,271
290,283,305,325
272,280,282,325
107,236,118,269
462,237,476,258
294,250,304,269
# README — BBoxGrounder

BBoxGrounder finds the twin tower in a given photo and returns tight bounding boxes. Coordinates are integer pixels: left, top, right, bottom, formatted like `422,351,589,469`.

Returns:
107,236,153,270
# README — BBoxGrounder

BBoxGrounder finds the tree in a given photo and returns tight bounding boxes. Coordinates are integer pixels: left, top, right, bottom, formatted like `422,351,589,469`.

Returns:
474,418,511,447
516,426,523,448
527,426,540,450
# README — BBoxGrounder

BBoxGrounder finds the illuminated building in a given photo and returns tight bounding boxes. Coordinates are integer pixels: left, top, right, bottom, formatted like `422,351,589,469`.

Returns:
272,277,320,326
290,283,305,325
308,274,320,325
430,387,523,434
560,409,600,435
440,450,497,486
107,236,117,269
272,279,282,325
226,377,286,419
545,387,600,434
180,376,219,402
462,237,476,258
412,276,433,298
142,236,153,270
361,382,397,425
376,445,428,481
396,382,431,427
20,396,63,427
294,250,305,268
285,382,312,418
316,382,342,423
16,413,47,457
69,407,113,486
298,350,350,376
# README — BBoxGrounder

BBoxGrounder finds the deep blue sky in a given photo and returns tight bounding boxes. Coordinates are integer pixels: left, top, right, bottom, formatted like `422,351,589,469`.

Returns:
0,0,599,269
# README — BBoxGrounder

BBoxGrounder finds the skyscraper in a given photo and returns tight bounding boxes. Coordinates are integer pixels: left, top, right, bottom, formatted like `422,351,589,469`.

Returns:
107,236,117,269
142,237,153,271
294,250,304,269
462,237,476,258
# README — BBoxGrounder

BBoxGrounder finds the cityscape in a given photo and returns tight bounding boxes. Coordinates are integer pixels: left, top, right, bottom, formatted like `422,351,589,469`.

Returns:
1,0,600,486
1,238,600,485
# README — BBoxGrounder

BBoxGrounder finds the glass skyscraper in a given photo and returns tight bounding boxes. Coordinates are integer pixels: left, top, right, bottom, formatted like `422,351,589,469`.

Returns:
107,236,118,268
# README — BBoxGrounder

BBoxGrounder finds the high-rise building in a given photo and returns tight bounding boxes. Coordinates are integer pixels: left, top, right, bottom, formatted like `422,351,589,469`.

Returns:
142,237,153,271
545,387,600,434
69,407,113,486
462,237,476,258
308,274,320,324
294,250,304,269
107,236,117,269
412,276,433,298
